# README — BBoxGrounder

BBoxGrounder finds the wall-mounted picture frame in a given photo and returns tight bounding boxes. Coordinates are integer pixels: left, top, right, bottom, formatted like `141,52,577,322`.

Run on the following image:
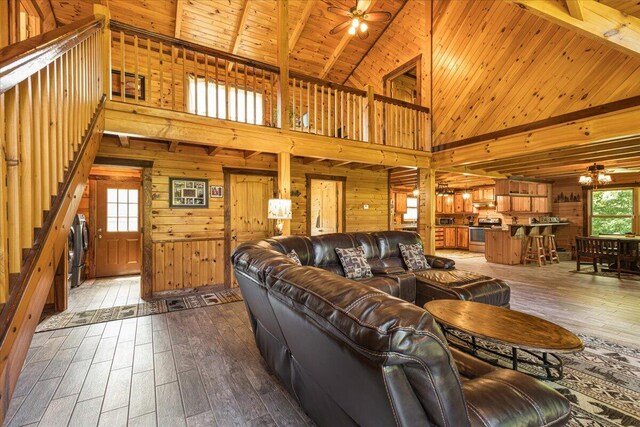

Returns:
112,69,145,101
169,178,208,208
210,185,223,198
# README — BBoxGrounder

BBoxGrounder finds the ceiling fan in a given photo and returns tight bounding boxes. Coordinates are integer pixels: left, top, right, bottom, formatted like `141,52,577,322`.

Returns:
328,0,392,39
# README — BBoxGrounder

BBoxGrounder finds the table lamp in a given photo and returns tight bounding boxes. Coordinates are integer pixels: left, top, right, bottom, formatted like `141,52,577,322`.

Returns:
268,198,292,235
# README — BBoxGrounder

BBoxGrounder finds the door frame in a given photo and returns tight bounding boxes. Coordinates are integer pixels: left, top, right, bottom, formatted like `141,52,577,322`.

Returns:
223,168,278,287
382,54,422,101
306,174,347,236
88,158,153,299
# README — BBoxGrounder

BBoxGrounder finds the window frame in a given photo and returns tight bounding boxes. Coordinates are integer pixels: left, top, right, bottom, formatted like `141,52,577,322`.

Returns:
403,196,418,222
588,188,636,236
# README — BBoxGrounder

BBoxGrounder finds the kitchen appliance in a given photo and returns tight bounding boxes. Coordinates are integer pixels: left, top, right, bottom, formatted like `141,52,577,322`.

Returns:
69,214,89,289
437,217,454,225
469,217,502,253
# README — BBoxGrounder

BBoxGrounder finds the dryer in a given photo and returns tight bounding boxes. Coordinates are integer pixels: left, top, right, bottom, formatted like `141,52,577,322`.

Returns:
69,214,89,288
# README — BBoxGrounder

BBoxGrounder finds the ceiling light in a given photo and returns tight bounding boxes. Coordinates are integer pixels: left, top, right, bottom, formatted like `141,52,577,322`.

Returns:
359,22,368,32
348,26,356,35
351,17,360,28
579,163,612,188
462,191,471,200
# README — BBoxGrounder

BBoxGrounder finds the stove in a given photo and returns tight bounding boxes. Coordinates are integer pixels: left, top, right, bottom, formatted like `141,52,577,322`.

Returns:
469,218,502,252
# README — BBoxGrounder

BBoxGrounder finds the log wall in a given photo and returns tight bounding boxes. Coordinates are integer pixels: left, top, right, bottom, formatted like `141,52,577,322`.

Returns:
97,137,390,294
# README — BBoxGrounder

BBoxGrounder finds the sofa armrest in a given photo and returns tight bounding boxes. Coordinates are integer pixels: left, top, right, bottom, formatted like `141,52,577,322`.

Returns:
385,272,416,303
371,265,406,275
425,255,456,269
463,370,571,427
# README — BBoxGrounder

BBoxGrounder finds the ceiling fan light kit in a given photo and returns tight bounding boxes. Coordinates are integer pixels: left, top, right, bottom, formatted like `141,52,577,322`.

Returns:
579,163,613,188
328,0,392,39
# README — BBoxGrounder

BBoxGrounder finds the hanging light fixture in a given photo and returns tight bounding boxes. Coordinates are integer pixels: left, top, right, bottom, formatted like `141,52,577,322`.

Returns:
462,185,471,200
579,163,612,188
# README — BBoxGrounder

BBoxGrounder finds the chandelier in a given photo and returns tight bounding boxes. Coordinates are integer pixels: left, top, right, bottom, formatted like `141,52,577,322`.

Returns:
436,183,454,195
579,163,612,187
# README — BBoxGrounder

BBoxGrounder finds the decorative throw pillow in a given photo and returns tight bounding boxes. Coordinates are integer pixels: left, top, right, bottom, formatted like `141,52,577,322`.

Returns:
335,246,373,280
399,242,430,271
286,249,302,265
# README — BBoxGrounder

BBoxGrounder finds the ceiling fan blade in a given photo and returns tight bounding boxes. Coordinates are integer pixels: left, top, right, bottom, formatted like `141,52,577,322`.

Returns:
357,0,372,12
329,20,352,35
357,30,370,40
327,6,351,17
365,11,392,22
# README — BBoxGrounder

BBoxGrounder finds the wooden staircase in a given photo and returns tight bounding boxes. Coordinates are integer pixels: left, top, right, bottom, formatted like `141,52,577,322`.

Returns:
0,12,108,422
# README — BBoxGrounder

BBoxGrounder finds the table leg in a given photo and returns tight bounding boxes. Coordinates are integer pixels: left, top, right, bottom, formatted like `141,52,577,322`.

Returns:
512,348,518,371
471,336,477,355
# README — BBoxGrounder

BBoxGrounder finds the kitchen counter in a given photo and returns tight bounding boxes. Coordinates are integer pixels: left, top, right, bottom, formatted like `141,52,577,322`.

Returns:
505,222,569,237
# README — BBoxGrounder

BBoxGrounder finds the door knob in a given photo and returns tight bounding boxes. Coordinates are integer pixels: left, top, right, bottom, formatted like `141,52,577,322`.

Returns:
98,228,102,232
98,234,102,239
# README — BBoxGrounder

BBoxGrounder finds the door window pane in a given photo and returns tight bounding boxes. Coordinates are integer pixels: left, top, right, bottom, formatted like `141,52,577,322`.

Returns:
106,188,140,232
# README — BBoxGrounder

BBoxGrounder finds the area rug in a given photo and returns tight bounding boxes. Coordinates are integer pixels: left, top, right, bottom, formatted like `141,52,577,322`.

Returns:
447,331,640,426
35,288,243,332
572,269,640,282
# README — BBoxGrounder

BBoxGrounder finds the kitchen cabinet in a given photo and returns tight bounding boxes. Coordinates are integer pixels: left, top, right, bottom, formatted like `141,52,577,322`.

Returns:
456,227,469,249
473,187,495,202
395,192,407,213
436,194,443,213
442,194,454,214
531,197,551,213
444,227,457,248
454,193,464,213
496,195,510,212
464,196,473,212
511,196,531,212
435,227,444,249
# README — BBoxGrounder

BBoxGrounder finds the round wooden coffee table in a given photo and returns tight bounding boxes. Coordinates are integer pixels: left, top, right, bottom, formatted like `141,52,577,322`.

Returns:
424,300,584,380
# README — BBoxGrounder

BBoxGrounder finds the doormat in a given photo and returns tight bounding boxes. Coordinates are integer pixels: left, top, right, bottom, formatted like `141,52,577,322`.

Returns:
572,269,640,282
35,288,243,333
448,331,640,426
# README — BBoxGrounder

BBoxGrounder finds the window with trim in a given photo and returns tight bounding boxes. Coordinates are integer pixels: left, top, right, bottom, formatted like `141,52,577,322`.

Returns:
186,75,263,124
403,197,418,222
590,189,634,235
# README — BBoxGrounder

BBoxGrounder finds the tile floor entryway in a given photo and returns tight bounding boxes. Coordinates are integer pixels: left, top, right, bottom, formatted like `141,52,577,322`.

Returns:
67,276,143,312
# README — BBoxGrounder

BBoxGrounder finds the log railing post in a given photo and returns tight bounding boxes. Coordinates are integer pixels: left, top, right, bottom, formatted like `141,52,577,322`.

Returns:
418,167,436,255
4,87,21,273
0,93,8,302
277,152,291,236
365,84,375,143
18,78,33,250
94,5,111,100
276,0,289,130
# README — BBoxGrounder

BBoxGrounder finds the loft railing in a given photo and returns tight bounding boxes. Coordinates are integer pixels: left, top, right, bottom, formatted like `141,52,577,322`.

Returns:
0,13,106,419
109,21,430,150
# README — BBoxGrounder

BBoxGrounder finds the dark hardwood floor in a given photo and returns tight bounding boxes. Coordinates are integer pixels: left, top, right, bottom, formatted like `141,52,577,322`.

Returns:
4,257,640,426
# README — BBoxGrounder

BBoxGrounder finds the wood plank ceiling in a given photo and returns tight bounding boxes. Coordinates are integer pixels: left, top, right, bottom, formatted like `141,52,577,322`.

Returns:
50,0,405,84
429,0,640,147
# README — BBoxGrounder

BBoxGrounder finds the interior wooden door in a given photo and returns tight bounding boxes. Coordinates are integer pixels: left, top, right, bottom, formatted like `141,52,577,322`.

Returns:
310,179,344,236
228,174,274,285
95,181,141,277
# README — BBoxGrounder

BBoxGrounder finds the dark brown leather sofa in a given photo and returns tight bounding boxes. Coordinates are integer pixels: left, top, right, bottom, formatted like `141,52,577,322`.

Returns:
231,231,571,427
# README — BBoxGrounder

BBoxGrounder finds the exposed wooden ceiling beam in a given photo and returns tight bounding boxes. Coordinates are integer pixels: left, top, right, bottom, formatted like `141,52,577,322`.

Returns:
565,0,584,20
244,150,261,159
168,140,179,152
332,160,352,167
174,0,185,39
207,146,223,157
289,0,315,54
511,0,640,58
230,0,251,56
436,166,508,179
302,157,325,165
118,135,129,148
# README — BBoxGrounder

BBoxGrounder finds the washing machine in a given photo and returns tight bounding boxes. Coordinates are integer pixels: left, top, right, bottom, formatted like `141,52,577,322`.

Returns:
69,214,89,288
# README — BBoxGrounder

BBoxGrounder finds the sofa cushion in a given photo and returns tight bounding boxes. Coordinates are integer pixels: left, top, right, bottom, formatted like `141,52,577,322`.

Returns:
264,236,314,266
335,246,373,279
414,270,511,307
310,233,359,276
286,250,302,265
399,242,430,271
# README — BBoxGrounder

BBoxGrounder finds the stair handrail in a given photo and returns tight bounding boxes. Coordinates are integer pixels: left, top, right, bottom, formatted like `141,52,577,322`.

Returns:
0,15,105,94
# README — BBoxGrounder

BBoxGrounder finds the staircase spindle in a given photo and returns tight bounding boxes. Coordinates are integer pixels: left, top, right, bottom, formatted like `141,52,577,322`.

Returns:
18,79,33,250
5,87,20,273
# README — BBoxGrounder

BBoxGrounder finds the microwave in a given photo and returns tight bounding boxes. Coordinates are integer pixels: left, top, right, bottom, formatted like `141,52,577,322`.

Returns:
437,218,454,225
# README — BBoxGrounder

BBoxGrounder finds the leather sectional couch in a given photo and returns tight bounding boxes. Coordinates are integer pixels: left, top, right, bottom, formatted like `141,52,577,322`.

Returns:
231,231,571,426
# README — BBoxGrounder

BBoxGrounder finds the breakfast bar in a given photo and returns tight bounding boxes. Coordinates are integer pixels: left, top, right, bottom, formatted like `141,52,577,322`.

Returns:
486,223,569,265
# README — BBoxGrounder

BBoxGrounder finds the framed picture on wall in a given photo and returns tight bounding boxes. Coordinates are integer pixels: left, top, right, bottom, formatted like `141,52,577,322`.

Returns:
169,178,208,208
111,69,145,101
210,185,223,198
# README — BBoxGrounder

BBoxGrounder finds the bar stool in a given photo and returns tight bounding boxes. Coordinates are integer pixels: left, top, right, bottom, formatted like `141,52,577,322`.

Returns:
524,235,546,267
544,234,560,264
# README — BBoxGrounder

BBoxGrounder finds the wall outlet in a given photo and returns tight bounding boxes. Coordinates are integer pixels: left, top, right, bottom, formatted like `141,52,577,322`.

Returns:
363,204,369,210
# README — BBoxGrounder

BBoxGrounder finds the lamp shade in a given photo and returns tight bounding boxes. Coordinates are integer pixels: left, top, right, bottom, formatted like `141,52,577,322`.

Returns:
267,198,292,220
